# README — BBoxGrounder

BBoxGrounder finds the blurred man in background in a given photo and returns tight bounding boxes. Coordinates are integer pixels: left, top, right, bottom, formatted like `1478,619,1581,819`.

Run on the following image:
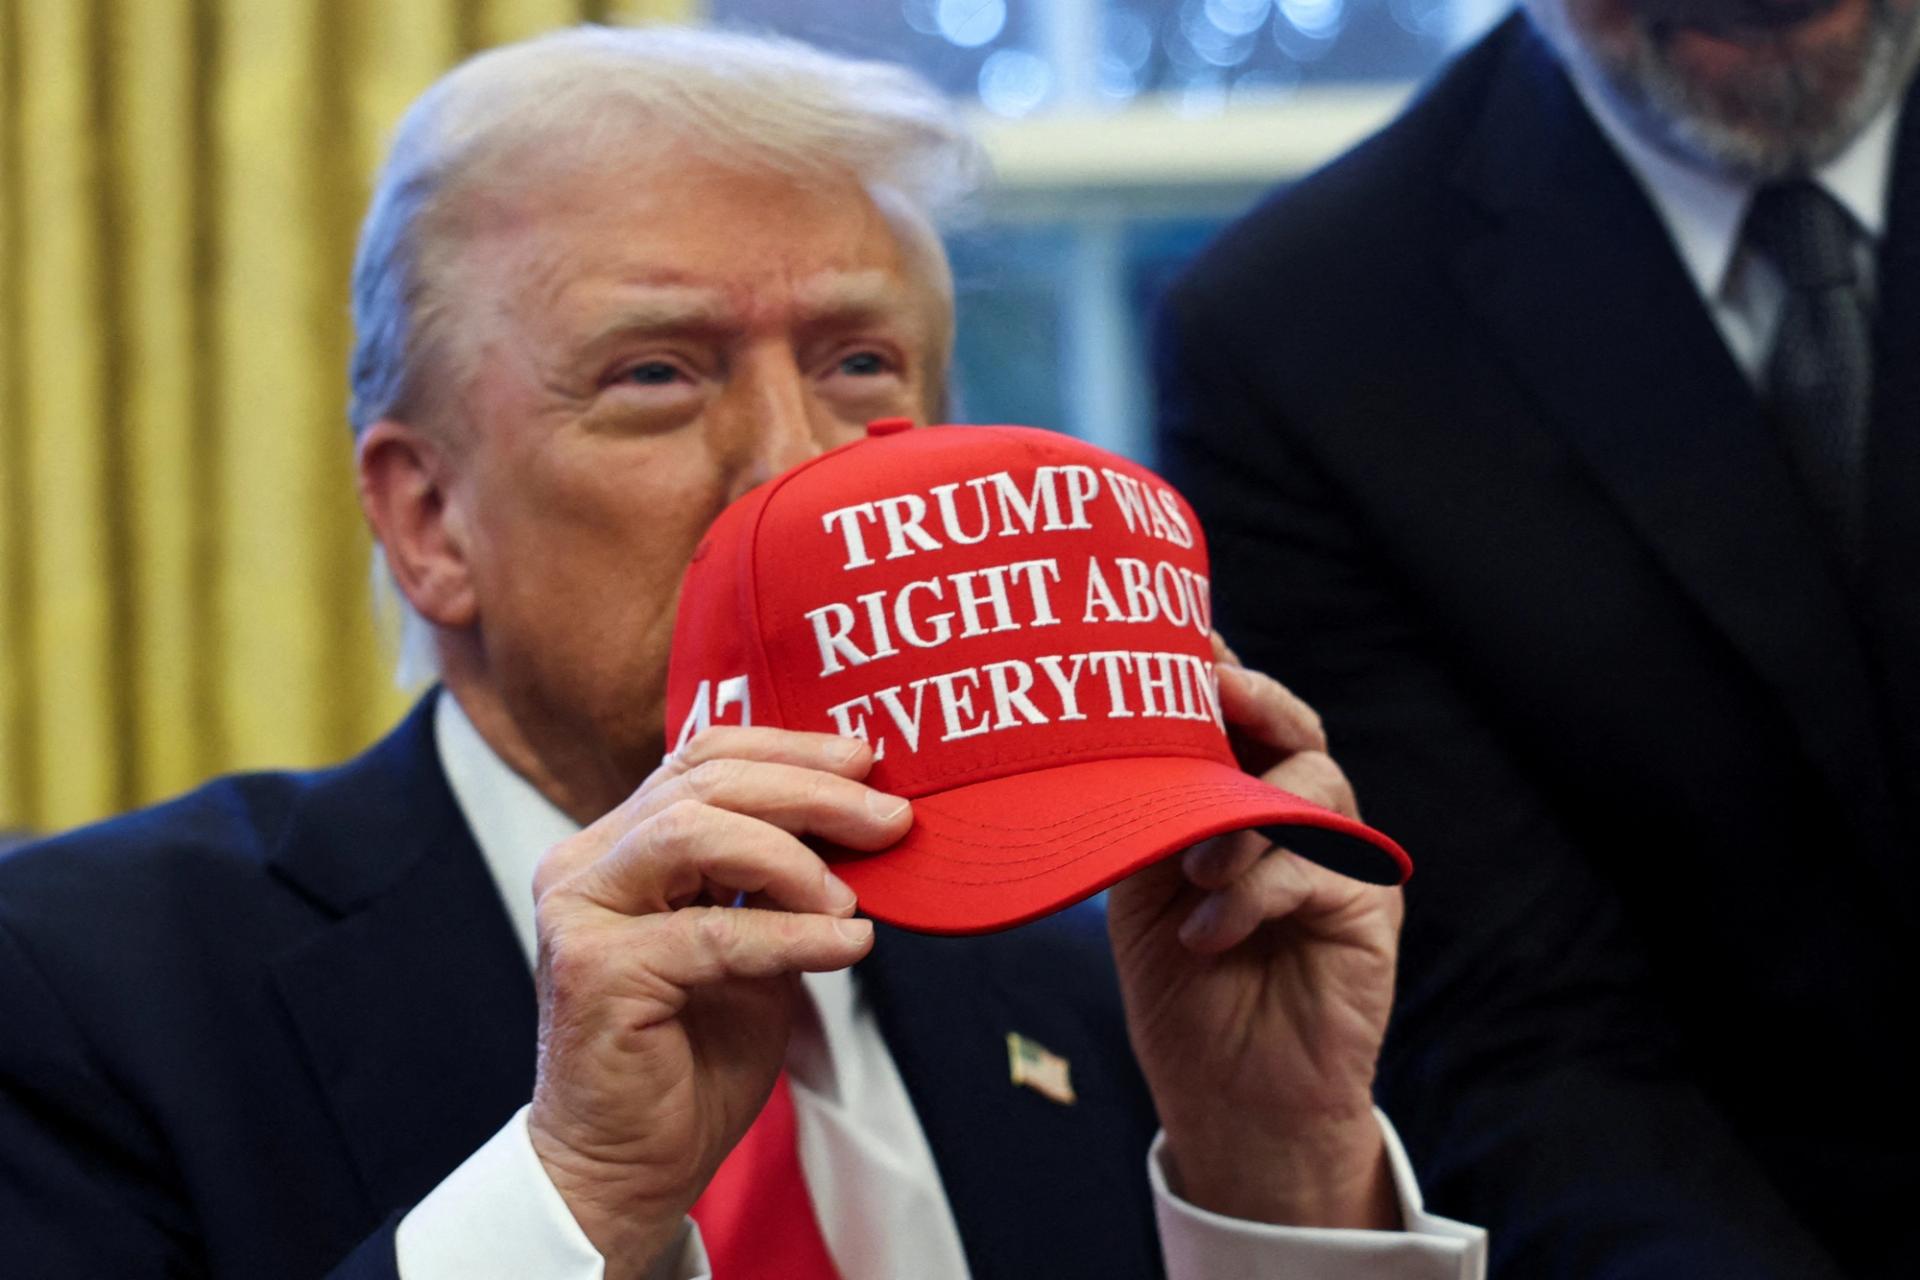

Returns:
0,25,1486,1280
1160,0,1920,1275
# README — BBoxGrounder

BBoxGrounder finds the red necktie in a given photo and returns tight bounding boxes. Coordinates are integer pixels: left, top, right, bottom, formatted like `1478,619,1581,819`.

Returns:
689,1072,842,1279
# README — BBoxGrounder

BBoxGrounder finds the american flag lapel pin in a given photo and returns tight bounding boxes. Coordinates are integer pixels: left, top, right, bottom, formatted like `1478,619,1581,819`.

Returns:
1006,1031,1076,1105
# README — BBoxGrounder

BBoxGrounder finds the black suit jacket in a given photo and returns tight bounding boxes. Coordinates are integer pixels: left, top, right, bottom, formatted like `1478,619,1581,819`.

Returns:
1159,14,1919,1279
0,695,1163,1277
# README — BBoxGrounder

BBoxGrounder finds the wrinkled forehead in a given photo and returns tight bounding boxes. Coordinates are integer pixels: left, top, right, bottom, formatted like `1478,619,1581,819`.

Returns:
438,138,953,323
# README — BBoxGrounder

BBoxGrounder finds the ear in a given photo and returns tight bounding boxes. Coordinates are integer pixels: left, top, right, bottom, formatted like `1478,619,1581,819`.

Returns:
356,420,477,630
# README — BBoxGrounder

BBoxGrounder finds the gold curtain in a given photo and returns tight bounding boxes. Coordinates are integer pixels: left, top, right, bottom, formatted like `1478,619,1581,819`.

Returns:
0,0,696,833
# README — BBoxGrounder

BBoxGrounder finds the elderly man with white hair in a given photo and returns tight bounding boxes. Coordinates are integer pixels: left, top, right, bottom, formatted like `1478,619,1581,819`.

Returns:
0,26,1484,1280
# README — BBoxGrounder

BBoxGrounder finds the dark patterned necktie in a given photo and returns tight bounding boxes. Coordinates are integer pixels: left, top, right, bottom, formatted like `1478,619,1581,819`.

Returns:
1743,179,1874,575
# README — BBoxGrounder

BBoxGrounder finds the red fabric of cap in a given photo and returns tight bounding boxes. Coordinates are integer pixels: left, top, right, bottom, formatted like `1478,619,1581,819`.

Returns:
666,423,1410,935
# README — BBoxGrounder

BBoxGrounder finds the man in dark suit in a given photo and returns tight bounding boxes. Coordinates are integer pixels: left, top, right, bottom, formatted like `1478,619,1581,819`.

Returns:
1159,1,1920,1276
0,24,1484,1280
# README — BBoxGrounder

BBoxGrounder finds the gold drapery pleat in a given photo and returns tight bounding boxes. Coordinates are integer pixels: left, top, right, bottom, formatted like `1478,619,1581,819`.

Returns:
0,0,695,832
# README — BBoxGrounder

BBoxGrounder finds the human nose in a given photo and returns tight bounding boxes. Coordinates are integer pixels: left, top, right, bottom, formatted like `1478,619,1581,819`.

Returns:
724,350,829,499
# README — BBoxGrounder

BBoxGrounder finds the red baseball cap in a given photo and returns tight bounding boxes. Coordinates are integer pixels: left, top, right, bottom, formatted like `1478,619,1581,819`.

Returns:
665,421,1410,935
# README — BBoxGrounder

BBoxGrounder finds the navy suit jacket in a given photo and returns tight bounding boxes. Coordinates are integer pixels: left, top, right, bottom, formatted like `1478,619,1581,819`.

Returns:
0,696,1164,1277
1158,14,1918,1280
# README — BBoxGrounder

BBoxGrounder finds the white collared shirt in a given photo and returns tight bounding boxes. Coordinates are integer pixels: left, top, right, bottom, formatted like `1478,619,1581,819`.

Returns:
395,692,1486,1279
1565,66,1898,383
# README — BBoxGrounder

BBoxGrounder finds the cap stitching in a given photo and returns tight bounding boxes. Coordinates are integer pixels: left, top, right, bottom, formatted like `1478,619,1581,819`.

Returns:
908,780,1288,862
914,776,1250,841
859,785,1358,887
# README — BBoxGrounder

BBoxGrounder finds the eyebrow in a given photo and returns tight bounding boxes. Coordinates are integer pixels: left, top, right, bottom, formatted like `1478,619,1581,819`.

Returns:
571,270,928,358
792,271,924,327
576,286,740,348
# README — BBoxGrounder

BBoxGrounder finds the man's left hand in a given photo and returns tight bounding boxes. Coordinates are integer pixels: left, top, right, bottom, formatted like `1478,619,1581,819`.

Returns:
1107,640,1403,1230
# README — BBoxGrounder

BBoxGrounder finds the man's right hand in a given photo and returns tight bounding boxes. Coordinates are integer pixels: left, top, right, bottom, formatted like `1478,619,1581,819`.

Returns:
524,727,910,1278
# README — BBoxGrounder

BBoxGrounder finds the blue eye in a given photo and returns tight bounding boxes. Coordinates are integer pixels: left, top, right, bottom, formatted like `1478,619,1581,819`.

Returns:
839,352,888,376
623,361,680,385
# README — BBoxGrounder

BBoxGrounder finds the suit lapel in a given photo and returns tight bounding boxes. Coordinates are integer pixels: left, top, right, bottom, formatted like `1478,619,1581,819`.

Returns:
1446,22,1897,854
267,696,538,1212
859,909,1161,1280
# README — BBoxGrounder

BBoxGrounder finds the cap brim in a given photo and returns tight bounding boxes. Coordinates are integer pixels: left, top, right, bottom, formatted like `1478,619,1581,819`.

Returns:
824,755,1411,936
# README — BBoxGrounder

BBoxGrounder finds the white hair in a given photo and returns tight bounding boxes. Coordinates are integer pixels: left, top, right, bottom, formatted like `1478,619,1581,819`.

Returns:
349,24,988,687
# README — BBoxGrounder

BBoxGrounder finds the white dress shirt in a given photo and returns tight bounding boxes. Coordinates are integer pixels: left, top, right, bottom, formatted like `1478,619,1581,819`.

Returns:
1565,69,1897,384
395,693,1486,1278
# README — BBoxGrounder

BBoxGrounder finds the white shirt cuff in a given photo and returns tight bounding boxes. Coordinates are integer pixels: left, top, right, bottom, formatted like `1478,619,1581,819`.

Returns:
395,1104,712,1280
1150,1108,1487,1280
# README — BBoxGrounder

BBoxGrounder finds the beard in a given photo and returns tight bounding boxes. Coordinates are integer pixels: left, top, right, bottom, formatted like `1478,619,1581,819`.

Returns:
1531,0,1920,179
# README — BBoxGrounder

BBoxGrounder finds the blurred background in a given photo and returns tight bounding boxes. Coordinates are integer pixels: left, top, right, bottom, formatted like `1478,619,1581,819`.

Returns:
0,0,1506,833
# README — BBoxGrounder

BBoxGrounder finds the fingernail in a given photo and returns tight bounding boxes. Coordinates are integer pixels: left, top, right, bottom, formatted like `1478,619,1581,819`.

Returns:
867,791,910,823
1182,838,1228,884
836,917,874,945
1179,894,1227,946
823,869,857,912
833,738,867,767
